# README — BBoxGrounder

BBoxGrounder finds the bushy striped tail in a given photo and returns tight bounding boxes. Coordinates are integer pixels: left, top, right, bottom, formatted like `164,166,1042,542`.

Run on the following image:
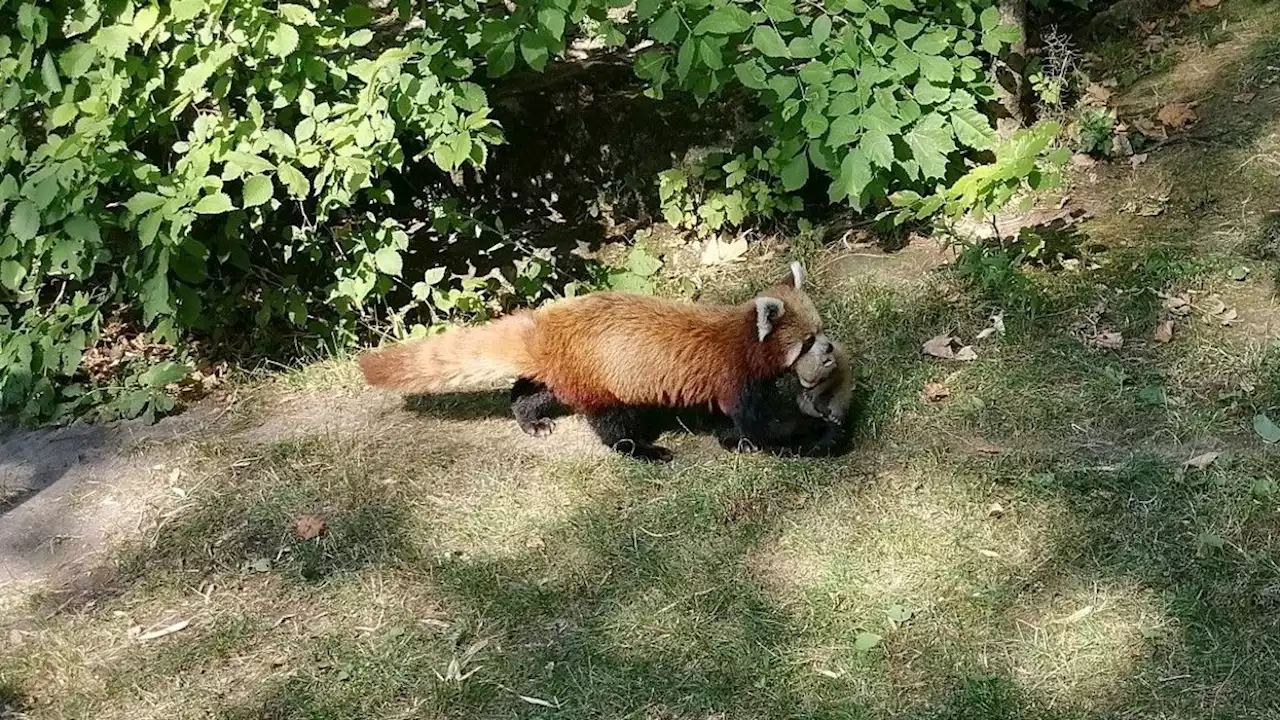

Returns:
357,312,536,393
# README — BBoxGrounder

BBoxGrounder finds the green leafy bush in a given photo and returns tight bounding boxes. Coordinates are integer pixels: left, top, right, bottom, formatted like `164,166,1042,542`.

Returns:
632,0,1022,216
0,0,1044,425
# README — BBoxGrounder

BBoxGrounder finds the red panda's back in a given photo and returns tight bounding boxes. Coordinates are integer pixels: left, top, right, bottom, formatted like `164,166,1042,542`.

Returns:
528,293,751,412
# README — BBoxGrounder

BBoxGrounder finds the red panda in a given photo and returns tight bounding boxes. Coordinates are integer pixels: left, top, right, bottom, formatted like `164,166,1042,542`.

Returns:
357,262,824,461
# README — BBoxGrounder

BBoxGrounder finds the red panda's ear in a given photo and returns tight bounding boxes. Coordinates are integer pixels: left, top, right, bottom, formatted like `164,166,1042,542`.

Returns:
779,261,805,290
755,297,785,341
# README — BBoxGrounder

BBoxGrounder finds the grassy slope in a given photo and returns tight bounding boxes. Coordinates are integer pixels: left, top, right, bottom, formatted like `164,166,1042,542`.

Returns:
3,4,1280,719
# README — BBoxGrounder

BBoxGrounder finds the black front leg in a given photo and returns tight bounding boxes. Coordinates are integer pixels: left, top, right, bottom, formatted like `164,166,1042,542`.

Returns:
723,378,851,458
723,377,802,453
586,406,673,463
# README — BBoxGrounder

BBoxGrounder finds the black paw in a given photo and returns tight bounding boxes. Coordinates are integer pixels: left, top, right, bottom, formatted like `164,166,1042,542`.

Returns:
520,418,556,437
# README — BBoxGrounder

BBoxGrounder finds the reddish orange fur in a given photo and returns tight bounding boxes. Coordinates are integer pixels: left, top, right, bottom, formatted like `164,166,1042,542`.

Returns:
356,266,822,414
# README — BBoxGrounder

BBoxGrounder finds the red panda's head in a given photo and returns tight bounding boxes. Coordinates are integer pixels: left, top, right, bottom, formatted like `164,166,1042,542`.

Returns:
752,261,824,369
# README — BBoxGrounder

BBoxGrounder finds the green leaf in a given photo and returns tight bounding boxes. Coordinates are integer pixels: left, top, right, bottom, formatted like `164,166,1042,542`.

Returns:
348,29,374,46
913,31,949,56
520,32,550,71
734,60,768,90
861,129,895,169
374,246,403,277
0,260,25,291
853,632,882,651
698,37,723,69
9,200,39,241
951,107,995,150
171,0,204,23
781,153,809,191
694,7,752,35
423,266,447,285
830,74,855,92
626,246,663,276
242,175,274,208
278,163,309,198
1255,413,1280,443
788,37,819,59
49,104,78,128
93,25,133,59
764,0,796,22
59,44,98,77
134,5,160,35
918,54,954,84
811,15,832,46
827,116,860,148
140,361,189,388
980,5,1001,31
983,23,1022,52
226,151,275,174
802,108,829,138
830,148,872,203
64,215,100,245
893,19,924,40
538,8,566,41
753,26,790,58
799,60,832,86
886,604,913,622
280,4,317,25
126,192,166,215
268,24,300,58
904,113,955,180
41,52,62,94
487,39,518,76
193,192,235,214
675,36,695,81
651,7,680,43
913,80,949,105
138,212,163,247
636,0,660,20
769,74,798,100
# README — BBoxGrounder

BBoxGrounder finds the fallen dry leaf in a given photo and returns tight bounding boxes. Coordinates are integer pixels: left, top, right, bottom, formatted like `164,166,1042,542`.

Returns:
1153,320,1174,344
1093,331,1124,350
1162,293,1192,316
954,345,978,361
700,235,749,265
1071,153,1098,168
923,382,951,402
922,334,956,359
1050,605,1095,625
295,515,326,541
1218,308,1238,326
976,548,1001,558
1157,102,1197,129
975,327,998,341
1129,153,1149,168
1085,84,1113,104
1184,451,1221,470
1201,295,1227,315
1192,0,1221,8
987,502,1005,518
1233,92,1257,104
